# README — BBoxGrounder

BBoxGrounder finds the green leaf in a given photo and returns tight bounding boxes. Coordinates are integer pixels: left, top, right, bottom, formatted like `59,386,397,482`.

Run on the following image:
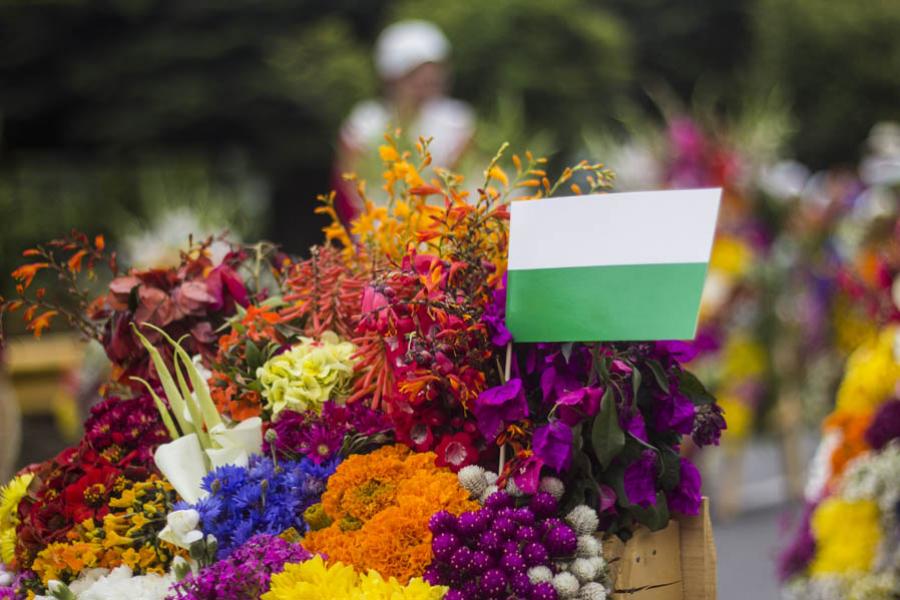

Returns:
630,362,642,399
245,340,262,371
631,491,670,531
647,359,670,393
677,369,716,405
658,447,682,492
591,387,625,470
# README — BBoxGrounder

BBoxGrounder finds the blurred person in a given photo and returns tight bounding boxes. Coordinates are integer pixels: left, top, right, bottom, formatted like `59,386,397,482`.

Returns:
333,20,474,223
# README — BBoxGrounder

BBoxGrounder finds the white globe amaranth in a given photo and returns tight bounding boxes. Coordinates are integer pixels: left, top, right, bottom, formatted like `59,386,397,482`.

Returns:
579,582,609,600
588,556,607,574
570,557,599,583
484,471,499,485
479,484,500,504
552,572,580,598
566,505,600,536
576,534,602,558
527,565,553,584
505,478,525,497
457,465,488,497
539,476,565,500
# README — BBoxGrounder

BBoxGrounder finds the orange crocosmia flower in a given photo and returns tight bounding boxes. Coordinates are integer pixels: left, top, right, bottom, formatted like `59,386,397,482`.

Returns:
11,262,49,289
824,409,873,483
28,310,58,338
67,249,88,273
94,234,105,251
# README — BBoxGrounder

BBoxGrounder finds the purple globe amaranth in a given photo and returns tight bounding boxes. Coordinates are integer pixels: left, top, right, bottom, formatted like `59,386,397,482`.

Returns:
523,541,550,566
531,581,560,600
517,525,539,543
433,532,461,561
501,551,527,572
470,549,495,574
623,450,659,508
479,568,509,599
429,510,458,535
511,572,534,596
423,565,443,586
544,524,578,556
484,490,514,511
450,546,473,572
478,530,503,554
512,506,537,526
444,591,466,600
666,458,702,516
530,492,559,520
493,515,518,538
457,511,486,537
539,517,566,536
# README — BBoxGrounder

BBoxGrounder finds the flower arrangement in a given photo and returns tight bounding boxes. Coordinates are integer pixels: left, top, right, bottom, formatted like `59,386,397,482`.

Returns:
0,134,726,599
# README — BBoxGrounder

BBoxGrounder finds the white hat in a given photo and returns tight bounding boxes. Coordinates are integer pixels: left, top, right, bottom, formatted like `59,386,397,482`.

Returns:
375,20,450,80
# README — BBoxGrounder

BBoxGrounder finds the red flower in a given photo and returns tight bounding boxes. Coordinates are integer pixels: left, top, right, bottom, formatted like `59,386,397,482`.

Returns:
434,432,478,473
62,465,120,522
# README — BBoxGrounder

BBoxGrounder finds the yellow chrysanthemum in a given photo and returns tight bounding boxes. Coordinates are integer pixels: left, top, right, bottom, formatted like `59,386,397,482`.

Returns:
835,325,900,415
262,555,359,600
810,498,881,576
0,473,34,564
262,555,446,600
257,331,357,417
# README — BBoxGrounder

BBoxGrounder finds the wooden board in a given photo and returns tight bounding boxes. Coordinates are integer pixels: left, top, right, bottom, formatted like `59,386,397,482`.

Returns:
604,498,716,600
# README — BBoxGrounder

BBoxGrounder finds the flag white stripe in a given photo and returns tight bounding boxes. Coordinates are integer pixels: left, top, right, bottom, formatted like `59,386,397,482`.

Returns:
508,188,721,271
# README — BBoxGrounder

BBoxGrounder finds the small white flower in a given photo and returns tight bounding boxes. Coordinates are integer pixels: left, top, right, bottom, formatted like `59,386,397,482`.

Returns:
505,478,524,497
158,509,203,549
579,582,609,600
588,556,607,574
458,465,488,497
566,505,599,536
576,535,601,558
552,572,580,598
570,557,599,583
528,565,553,584
479,484,500,504
539,476,565,500
484,471,499,485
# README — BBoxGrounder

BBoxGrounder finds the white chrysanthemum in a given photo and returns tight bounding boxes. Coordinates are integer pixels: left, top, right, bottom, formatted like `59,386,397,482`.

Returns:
576,535,601,558
552,572,580,598
479,484,500,504
539,476,565,500
66,566,174,600
579,582,609,600
506,478,525,497
485,471,499,485
458,465,488,497
528,566,553,584
566,505,599,536
570,558,599,583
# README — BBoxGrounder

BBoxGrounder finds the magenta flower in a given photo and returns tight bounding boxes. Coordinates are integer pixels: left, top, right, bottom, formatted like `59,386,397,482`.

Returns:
555,387,602,426
653,391,696,435
532,421,573,473
620,410,649,443
482,274,512,347
865,398,900,450
512,455,545,495
473,378,528,440
666,458,702,515
623,451,658,508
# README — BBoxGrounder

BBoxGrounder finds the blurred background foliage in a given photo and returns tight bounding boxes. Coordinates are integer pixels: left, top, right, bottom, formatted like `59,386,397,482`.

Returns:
1,0,898,297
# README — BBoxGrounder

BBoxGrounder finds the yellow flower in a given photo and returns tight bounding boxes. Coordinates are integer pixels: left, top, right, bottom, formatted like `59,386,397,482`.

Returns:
721,335,767,381
0,473,34,564
262,556,446,600
835,325,900,415
379,145,400,163
717,394,753,441
257,332,357,416
709,235,753,277
263,555,358,600
810,498,880,576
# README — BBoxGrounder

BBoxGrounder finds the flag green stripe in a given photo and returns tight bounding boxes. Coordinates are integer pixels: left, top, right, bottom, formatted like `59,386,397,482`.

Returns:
506,262,708,342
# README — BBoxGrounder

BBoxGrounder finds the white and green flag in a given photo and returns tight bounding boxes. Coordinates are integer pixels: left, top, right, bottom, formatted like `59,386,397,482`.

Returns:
506,188,721,342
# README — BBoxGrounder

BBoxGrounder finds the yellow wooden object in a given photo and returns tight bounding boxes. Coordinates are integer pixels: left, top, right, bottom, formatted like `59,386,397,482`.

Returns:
605,498,717,599
5,333,86,416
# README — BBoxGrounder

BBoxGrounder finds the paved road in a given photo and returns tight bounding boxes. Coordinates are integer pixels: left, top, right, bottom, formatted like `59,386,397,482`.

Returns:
715,506,791,600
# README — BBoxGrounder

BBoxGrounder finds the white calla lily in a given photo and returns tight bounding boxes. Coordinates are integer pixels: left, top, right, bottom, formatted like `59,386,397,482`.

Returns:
153,434,208,504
